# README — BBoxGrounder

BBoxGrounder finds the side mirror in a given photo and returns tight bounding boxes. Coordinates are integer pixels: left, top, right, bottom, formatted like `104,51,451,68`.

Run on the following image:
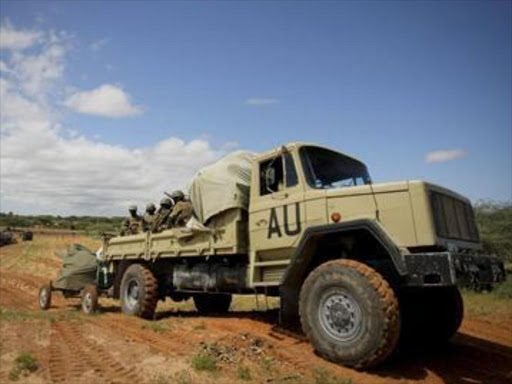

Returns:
265,167,276,192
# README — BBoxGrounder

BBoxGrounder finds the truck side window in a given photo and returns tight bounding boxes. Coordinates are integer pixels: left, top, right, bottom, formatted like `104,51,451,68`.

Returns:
260,156,284,195
284,152,298,187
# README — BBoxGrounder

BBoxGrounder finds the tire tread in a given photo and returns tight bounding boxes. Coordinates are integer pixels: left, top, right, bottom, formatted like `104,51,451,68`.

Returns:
299,259,400,369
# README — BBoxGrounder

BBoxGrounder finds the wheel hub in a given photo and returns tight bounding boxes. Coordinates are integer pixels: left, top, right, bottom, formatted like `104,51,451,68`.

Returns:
319,289,362,341
83,293,92,312
40,289,48,306
126,279,140,308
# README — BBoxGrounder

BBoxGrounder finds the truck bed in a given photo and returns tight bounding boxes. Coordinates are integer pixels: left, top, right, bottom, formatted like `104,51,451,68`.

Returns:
103,208,248,261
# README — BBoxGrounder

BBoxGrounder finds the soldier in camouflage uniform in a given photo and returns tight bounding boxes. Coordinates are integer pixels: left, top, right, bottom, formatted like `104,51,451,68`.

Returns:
143,202,157,232
151,197,174,232
120,205,144,235
168,190,194,227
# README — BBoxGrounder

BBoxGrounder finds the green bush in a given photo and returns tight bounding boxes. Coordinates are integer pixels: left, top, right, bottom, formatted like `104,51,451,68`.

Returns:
0,212,123,234
15,353,38,372
494,274,512,299
191,353,217,372
474,201,512,263
313,367,352,384
237,365,251,380
9,352,38,381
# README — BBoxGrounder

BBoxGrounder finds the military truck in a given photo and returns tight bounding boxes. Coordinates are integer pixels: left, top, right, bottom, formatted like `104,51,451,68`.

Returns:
98,143,505,369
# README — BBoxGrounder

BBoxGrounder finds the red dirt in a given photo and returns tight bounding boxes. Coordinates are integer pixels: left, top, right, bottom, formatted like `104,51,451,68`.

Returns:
1,238,511,384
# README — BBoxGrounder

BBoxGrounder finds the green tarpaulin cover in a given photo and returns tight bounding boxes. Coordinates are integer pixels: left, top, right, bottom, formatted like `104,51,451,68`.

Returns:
52,244,97,291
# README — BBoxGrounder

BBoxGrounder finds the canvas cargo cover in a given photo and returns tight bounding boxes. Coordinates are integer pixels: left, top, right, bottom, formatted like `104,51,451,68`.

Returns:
53,244,97,291
189,151,255,223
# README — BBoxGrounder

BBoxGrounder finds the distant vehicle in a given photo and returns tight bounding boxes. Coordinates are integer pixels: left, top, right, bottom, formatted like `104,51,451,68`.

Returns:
41,143,506,369
22,231,33,241
0,228,15,247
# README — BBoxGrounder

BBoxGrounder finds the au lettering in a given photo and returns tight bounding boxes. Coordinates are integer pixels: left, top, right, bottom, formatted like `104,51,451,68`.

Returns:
267,203,301,238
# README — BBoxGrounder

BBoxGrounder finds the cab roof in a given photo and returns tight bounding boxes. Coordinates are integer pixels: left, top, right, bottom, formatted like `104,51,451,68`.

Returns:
254,142,366,165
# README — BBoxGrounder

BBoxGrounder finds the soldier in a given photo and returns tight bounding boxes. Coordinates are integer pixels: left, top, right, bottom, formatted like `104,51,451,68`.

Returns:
152,197,173,232
168,190,194,227
120,205,144,236
143,202,157,232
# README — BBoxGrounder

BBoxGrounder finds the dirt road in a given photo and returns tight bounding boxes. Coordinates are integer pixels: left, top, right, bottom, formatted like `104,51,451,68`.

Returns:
1,236,511,384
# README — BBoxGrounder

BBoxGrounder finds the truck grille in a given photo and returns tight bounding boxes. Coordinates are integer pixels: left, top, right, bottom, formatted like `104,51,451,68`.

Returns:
429,191,479,242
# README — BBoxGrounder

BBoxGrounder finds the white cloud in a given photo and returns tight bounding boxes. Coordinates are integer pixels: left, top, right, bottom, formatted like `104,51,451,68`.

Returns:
89,37,110,51
425,149,467,163
0,23,228,215
245,98,279,106
0,21,42,50
0,60,8,72
65,84,143,118
15,42,67,96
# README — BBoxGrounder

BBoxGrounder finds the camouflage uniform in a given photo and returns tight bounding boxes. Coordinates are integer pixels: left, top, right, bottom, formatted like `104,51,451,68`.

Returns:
143,203,157,232
168,190,194,227
152,197,173,232
121,205,144,235
168,201,194,227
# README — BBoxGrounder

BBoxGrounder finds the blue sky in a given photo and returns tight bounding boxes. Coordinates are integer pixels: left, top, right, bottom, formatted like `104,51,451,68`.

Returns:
0,1,511,215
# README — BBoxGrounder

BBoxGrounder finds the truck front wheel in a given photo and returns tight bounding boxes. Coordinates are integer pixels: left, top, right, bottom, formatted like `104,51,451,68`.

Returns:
120,264,158,319
299,259,400,369
193,293,232,314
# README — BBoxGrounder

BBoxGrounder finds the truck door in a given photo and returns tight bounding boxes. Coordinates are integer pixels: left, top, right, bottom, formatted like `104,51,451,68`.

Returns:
249,150,304,285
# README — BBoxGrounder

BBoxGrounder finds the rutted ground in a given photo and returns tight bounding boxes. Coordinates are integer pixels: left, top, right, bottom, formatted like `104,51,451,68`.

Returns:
1,236,511,384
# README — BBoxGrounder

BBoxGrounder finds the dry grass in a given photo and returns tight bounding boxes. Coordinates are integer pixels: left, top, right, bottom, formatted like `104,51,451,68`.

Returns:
0,234,101,278
462,289,512,318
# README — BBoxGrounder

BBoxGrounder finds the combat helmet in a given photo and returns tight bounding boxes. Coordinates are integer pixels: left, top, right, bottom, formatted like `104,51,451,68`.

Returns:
170,190,185,202
128,204,137,212
146,202,156,213
160,197,172,208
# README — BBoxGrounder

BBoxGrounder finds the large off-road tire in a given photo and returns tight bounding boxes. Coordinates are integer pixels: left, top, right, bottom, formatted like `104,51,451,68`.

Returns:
399,286,463,345
299,259,400,369
38,284,52,310
120,264,158,319
193,293,232,314
81,285,99,315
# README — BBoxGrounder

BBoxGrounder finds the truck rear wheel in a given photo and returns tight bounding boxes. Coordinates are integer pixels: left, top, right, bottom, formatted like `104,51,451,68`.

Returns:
299,259,400,369
193,293,232,314
400,286,463,345
120,264,158,319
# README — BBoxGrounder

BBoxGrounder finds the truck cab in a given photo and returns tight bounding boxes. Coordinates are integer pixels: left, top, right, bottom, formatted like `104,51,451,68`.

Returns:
249,143,376,287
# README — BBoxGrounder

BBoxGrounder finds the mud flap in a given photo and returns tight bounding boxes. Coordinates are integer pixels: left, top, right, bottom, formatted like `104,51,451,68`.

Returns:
279,286,301,327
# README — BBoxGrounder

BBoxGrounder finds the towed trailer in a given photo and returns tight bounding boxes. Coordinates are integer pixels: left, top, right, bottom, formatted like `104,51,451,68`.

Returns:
38,244,103,315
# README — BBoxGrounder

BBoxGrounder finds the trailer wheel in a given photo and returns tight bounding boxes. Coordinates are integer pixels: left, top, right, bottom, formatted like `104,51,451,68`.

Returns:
38,284,52,310
193,294,232,314
81,285,99,315
120,264,158,319
299,259,400,369
400,286,463,345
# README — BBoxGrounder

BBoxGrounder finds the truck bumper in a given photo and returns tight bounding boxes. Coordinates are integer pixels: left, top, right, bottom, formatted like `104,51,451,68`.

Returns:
404,252,506,287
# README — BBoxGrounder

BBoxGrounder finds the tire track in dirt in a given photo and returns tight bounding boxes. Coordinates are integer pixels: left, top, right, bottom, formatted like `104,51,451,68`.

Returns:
0,282,37,310
91,315,195,358
49,322,144,384
0,271,72,310
0,286,34,310
2,271,47,290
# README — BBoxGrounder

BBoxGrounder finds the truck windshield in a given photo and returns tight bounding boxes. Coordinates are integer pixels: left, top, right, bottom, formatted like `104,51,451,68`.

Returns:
300,146,371,189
